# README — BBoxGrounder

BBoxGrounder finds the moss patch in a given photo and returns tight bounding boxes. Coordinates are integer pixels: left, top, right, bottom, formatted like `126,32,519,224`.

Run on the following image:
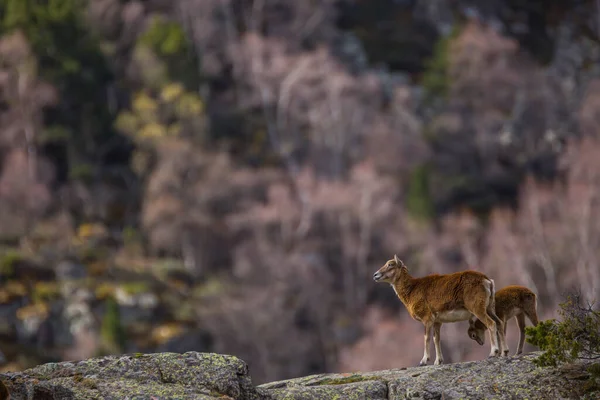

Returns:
313,374,380,386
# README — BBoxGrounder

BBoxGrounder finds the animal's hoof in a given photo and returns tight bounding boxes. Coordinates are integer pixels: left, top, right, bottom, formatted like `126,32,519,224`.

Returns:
434,359,444,366
488,350,499,358
503,350,509,357
419,361,428,366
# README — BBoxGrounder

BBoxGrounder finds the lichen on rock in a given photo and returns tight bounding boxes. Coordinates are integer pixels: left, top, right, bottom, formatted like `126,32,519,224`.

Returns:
2,352,261,400
0,351,597,399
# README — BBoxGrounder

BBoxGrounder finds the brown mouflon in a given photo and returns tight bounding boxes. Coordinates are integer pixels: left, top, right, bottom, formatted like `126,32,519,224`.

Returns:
468,285,539,355
373,255,507,366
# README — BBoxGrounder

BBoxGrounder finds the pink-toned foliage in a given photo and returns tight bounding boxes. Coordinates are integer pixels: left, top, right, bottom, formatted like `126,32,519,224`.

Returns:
0,31,56,238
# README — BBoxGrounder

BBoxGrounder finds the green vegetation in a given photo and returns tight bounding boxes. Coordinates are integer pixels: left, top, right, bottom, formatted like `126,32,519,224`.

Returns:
192,277,227,299
122,226,141,246
0,250,25,277
0,0,108,83
1,0,127,198
32,281,60,303
139,15,188,57
120,281,150,295
99,296,127,355
420,24,461,102
526,292,600,395
78,245,109,265
406,163,434,220
118,14,205,157
95,282,115,300
172,301,195,322
122,226,145,257
586,363,600,395
152,258,187,278
68,163,94,183
136,14,200,90
526,293,600,367
114,80,206,151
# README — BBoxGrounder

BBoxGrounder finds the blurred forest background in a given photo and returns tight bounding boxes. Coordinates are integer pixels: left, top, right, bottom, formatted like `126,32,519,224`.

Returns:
0,0,600,384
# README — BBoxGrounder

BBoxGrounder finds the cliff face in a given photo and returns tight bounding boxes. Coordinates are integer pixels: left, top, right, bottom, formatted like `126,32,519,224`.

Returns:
0,352,596,400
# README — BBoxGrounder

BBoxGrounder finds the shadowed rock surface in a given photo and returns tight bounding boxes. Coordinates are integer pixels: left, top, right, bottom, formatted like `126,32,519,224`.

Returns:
0,352,597,399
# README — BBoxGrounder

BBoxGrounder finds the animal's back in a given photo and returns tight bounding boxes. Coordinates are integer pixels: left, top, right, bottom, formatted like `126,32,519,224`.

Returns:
493,285,536,320
411,270,491,312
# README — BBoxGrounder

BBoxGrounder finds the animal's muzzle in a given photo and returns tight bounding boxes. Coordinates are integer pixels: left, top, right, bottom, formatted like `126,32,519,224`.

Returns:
373,272,383,281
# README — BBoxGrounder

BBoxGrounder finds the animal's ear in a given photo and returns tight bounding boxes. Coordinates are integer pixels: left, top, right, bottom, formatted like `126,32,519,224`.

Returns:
394,254,403,266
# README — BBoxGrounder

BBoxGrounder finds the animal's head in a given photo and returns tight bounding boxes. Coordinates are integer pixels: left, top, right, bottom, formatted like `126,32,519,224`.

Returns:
467,319,486,346
373,254,407,284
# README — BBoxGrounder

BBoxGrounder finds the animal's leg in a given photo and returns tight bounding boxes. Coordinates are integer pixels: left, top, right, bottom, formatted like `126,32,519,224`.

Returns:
496,317,509,356
515,313,526,355
486,284,508,356
420,323,432,366
433,322,444,365
489,311,508,356
486,279,503,356
470,287,500,357
472,310,499,357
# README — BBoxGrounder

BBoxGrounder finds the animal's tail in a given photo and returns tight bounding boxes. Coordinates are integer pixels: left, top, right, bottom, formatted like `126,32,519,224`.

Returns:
487,279,502,325
488,279,496,309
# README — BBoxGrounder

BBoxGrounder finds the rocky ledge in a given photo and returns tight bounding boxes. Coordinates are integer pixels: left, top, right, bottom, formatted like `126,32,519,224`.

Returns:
0,351,597,400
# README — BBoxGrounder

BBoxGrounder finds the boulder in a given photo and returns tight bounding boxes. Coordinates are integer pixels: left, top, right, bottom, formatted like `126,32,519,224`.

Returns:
0,352,597,400
262,353,598,399
1,352,261,400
